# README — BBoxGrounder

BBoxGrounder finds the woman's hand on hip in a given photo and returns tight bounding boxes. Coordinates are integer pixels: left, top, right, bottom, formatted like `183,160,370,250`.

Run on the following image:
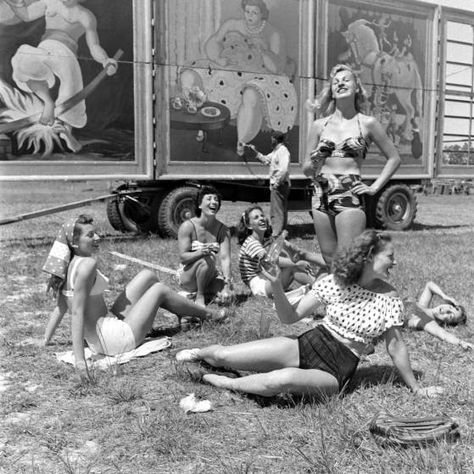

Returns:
352,182,377,196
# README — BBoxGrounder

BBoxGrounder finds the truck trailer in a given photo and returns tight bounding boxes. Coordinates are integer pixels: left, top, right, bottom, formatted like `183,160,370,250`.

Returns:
1,0,473,236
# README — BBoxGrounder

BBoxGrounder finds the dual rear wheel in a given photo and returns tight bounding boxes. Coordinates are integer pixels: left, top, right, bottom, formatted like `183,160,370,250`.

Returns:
107,186,198,238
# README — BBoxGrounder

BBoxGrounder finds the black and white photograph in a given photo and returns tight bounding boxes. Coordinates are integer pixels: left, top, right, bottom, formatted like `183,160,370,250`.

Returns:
1,0,473,472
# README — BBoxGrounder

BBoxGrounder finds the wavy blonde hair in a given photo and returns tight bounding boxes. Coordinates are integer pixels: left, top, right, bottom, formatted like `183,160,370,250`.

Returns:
306,64,369,117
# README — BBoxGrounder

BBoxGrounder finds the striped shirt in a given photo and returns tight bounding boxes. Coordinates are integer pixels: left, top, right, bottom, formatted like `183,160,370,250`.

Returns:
238,236,268,285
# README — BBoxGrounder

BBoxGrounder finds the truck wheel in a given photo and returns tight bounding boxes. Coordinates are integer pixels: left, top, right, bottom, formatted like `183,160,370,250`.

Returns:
107,193,160,234
374,184,417,231
106,195,139,233
158,186,198,238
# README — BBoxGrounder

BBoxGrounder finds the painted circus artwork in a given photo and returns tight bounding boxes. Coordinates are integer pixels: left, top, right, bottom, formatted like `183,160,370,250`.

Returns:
0,0,134,161
327,1,428,164
165,0,300,163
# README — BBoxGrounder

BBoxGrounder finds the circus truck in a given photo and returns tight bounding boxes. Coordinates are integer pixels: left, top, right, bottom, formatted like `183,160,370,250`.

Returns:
1,0,474,237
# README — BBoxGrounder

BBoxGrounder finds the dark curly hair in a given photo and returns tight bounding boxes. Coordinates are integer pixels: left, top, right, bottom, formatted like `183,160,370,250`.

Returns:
194,185,222,217
47,214,94,297
241,0,269,21
72,214,94,248
434,303,467,326
331,229,392,286
236,205,272,245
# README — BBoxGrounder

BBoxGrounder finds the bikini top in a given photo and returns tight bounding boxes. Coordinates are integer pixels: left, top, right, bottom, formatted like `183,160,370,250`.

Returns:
189,219,224,253
310,114,370,162
62,256,109,298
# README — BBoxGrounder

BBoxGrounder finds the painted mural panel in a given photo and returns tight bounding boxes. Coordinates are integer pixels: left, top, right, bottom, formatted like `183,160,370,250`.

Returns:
165,0,300,163
0,0,137,165
327,0,430,165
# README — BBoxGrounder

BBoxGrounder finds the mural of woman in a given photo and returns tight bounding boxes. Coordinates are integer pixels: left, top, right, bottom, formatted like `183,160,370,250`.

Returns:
2,0,117,152
178,0,297,156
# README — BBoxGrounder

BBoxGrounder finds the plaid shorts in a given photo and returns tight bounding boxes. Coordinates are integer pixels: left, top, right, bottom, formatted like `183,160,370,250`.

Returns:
298,324,359,390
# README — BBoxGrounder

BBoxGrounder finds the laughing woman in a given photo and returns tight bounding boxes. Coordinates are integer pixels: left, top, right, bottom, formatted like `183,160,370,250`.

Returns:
405,281,472,350
176,230,442,398
177,186,234,307
236,205,327,298
303,64,401,264
42,214,228,381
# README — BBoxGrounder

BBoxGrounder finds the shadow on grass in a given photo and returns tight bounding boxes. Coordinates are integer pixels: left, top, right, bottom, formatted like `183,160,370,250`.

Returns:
237,364,425,409
348,364,423,393
410,223,469,232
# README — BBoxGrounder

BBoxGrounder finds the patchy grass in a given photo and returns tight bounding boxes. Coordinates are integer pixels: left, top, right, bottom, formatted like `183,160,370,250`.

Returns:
0,182,473,473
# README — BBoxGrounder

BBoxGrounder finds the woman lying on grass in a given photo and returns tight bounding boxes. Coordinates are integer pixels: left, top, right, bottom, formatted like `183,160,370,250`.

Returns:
176,230,443,398
42,214,228,380
237,205,327,298
404,281,472,350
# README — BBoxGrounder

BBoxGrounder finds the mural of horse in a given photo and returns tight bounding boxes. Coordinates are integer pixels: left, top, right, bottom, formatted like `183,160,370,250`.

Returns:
341,19,423,142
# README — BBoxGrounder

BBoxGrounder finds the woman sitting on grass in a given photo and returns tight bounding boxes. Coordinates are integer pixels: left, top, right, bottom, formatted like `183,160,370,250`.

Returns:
42,214,228,380
237,205,327,298
177,186,234,307
404,281,472,350
176,230,443,398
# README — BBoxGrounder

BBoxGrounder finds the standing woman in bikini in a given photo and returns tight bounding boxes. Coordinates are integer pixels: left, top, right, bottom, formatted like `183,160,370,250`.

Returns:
302,64,401,264
177,186,234,307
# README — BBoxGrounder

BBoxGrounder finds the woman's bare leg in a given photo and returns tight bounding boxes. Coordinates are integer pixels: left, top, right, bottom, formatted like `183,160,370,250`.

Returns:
195,337,300,372
180,257,218,307
312,210,337,265
204,367,339,397
111,269,158,318
334,209,366,253
124,282,219,345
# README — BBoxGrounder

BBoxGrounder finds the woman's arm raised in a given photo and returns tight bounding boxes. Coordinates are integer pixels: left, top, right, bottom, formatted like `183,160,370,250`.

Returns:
263,266,322,324
302,120,322,177
418,281,458,308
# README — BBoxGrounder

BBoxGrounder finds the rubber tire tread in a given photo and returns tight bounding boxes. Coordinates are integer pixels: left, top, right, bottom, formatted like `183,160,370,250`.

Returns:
374,183,417,231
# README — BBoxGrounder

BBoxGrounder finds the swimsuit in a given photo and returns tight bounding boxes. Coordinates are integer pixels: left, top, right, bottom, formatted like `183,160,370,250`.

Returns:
177,220,225,285
310,114,370,216
63,257,136,356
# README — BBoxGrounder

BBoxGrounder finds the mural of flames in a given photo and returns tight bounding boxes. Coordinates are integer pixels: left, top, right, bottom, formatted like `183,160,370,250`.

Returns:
0,80,80,157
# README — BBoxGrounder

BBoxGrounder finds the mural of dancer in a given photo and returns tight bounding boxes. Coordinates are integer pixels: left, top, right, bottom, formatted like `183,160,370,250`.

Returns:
327,4,425,161
0,0,120,156
172,0,298,157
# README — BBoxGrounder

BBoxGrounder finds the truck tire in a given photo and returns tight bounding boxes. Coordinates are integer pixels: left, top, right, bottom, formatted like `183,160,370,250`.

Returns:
374,184,417,231
106,195,139,233
158,186,198,238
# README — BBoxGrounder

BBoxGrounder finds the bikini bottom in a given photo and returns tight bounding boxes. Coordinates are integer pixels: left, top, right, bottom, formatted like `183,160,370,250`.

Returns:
312,173,365,217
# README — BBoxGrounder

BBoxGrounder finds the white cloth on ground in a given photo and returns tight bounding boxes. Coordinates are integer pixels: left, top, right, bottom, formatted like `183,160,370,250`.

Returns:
55,337,171,370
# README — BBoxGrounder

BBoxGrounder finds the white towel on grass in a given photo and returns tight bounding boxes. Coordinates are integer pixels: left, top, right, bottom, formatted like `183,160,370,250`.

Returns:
55,337,172,370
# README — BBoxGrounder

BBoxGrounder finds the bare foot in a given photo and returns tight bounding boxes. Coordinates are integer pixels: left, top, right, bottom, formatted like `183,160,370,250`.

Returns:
195,295,206,307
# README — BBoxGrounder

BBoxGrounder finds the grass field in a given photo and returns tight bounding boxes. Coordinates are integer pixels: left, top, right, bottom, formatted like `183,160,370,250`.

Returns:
0,181,473,473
